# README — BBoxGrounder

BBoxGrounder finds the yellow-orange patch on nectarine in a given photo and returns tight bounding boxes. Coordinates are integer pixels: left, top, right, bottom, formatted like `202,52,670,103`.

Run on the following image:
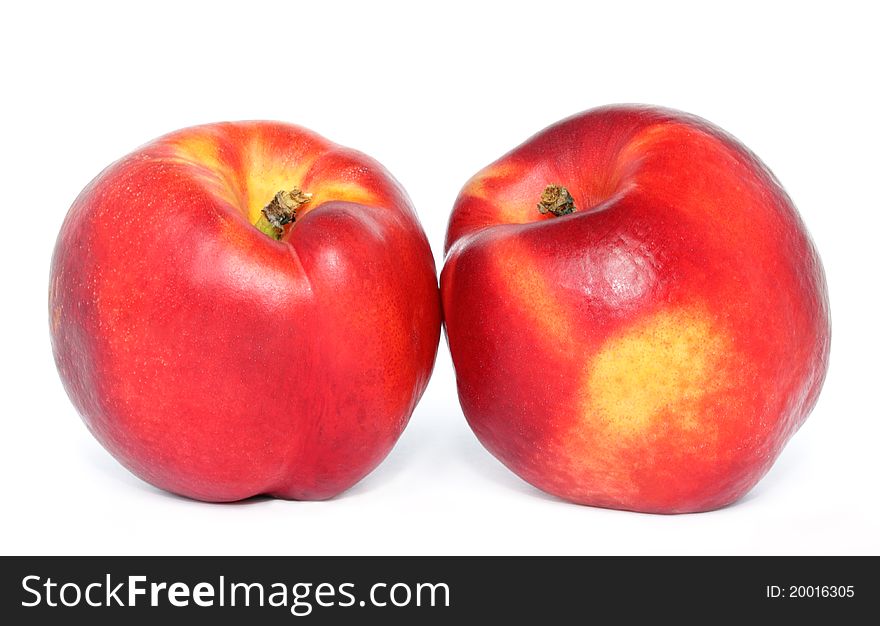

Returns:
584,306,730,438
167,133,242,211
171,133,224,172
464,163,517,201
305,183,378,212
490,239,578,356
242,138,314,226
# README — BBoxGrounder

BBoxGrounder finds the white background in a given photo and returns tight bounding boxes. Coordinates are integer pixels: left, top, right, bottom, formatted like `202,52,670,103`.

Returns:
1,1,878,555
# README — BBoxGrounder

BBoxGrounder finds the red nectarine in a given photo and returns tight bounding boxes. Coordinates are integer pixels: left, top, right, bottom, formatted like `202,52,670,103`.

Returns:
441,105,830,513
50,122,441,502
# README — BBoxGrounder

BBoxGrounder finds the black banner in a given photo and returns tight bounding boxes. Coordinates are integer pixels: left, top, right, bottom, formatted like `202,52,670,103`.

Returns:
1,556,875,623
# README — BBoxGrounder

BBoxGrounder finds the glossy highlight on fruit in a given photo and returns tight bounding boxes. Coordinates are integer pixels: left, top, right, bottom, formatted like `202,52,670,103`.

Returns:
50,122,441,502
441,105,830,513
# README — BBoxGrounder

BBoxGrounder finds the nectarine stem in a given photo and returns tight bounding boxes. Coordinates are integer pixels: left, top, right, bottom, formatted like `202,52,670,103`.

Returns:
537,185,576,216
254,188,313,240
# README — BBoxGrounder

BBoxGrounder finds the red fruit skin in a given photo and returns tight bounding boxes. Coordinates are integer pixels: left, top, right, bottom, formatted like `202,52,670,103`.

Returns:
441,105,830,513
50,122,441,502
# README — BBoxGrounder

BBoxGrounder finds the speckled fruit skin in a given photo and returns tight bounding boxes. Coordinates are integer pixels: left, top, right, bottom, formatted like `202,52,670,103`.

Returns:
441,105,830,513
50,122,441,502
